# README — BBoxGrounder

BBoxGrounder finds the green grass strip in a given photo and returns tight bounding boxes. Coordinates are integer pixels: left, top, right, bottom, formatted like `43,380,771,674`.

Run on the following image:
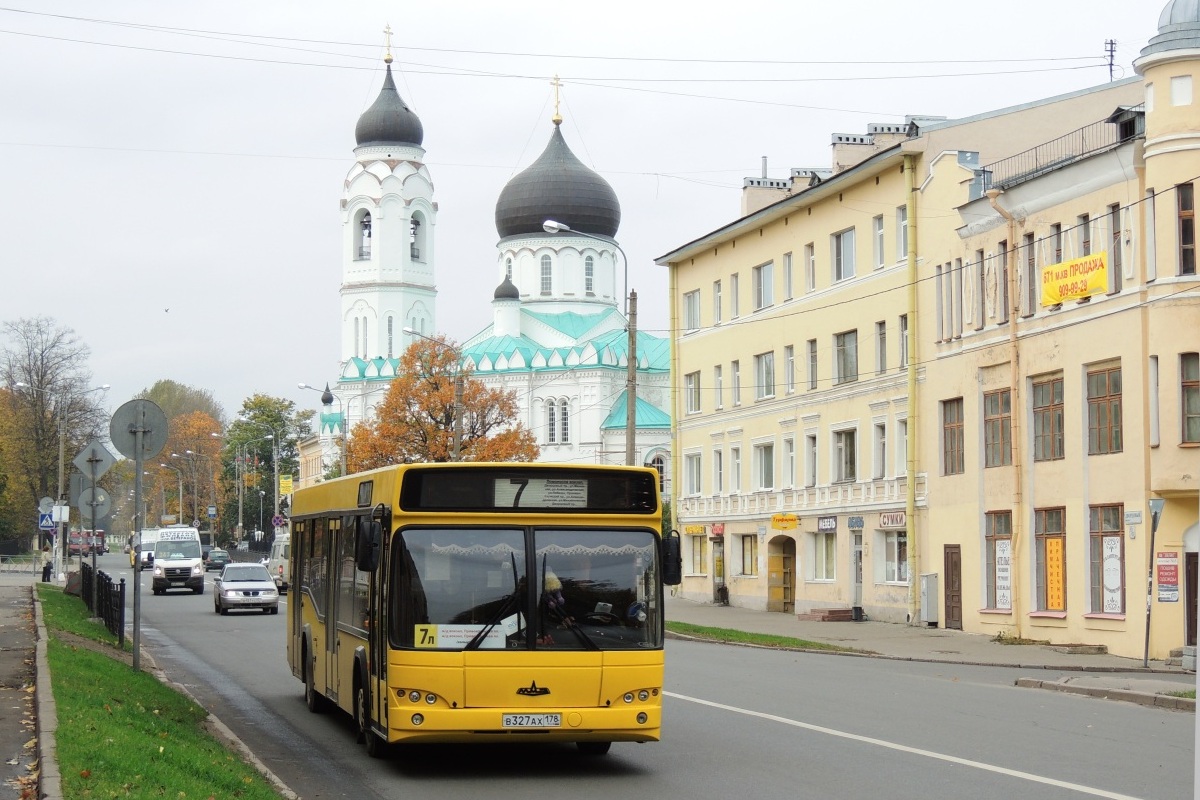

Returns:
666,620,869,653
38,585,284,798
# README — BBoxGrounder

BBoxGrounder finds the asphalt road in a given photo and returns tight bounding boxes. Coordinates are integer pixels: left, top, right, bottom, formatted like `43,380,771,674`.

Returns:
103,553,1194,800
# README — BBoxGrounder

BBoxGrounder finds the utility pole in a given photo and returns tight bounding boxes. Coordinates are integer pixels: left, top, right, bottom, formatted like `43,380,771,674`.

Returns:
452,373,464,461
626,290,638,466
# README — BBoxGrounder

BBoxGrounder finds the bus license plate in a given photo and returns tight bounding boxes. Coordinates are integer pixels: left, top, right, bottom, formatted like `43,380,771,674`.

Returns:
503,713,561,728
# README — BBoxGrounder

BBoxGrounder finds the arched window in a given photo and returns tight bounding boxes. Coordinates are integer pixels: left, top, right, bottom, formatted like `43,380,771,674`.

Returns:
360,317,368,359
584,255,594,294
356,211,372,260
506,257,513,281
410,213,425,262
354,319,360,360
547,401,557,444
540,255,552,294
649,454,666,492
387,316,394,359
559,399,570,443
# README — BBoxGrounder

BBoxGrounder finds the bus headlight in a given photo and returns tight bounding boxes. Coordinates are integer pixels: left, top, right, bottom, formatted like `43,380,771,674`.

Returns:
623,693,634,704
409,691,421,703
425,693,436,705
411,713,424,726
638,690,649,701
637,712,648,724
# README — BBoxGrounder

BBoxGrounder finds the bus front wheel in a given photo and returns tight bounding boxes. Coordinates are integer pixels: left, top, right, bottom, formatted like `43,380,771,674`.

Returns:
357,683,387,759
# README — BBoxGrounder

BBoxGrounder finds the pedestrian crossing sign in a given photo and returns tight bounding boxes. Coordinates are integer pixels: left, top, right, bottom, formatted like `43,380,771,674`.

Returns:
38,513,54,531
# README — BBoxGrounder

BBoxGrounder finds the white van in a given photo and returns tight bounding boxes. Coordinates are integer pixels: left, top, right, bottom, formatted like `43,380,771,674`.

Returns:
149,526,205,595
267,532,290,592
133,528,161,570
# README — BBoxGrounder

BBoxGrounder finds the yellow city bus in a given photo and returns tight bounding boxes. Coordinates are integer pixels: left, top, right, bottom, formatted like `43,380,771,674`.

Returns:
286,462,681,758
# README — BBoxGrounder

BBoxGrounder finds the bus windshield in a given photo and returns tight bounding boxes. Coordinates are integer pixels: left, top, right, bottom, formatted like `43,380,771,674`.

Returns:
154,541,201,560
392,527,661,651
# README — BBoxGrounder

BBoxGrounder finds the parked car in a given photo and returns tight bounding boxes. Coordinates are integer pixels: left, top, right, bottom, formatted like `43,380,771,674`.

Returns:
213,563,279,615
204,548,231,572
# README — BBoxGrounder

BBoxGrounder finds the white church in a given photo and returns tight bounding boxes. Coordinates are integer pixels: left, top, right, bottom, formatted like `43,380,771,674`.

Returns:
296,54,671,491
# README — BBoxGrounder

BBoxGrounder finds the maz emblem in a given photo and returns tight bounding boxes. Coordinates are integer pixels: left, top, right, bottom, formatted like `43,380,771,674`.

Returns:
516,681,550,697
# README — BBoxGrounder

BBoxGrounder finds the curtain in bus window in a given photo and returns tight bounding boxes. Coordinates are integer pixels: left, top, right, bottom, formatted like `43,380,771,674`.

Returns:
534,530,661,650
392,528,525,649
337,518,370,631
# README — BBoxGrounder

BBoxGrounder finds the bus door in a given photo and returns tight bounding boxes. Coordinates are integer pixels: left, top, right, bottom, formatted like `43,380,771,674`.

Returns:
288,521,306,675
367,519,388,732
325,516,343,703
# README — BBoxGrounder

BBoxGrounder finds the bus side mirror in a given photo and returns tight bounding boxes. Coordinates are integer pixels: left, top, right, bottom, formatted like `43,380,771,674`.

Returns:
662,530,682,586
355,520,381,572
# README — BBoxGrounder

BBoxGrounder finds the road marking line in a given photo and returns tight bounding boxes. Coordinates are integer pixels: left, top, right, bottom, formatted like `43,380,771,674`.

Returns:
665,692,1142,800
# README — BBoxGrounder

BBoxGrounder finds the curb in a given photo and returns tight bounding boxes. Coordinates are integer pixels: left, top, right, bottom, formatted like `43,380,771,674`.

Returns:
32,586,299,800
1014,677,1196,711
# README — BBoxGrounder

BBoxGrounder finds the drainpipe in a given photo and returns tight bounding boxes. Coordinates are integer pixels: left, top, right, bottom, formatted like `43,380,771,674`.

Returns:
904,154,920,625
986,187,1024,638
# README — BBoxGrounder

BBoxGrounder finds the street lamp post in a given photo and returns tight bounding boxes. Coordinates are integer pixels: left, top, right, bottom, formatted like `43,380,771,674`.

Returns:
14,381,109,580
159,463,183,524
299,382,347,476
541,219,638,466
237,417,280,517
403,328,464,461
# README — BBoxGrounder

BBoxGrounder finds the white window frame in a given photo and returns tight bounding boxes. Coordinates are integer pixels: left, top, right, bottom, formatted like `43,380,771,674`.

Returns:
783,252,794,300
684,371,701,414
784,345,795,394
540,254,553,293
813,531,836,581
683,290,701,332
730,446,742,493
713,365,723,410
832,227,856,282
730,273,740,318
684,453,702,496
875,321,886,376
807,339,818,390
804,243,816,293
713,280,722,324
873,421,887,480
753,262,774,310
783,437,796,488
884,531,908,583
834,330,858,385
834,427,857,483
713,448,724,494
873,214,885,269
804,433,818,487
732,360,741,406
896,418,908,476
896,205,908,261
754,351,775,400
753,442,775,491
899,314,909,369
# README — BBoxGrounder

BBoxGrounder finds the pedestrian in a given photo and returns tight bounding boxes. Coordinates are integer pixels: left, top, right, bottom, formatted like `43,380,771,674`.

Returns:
40,545,52,582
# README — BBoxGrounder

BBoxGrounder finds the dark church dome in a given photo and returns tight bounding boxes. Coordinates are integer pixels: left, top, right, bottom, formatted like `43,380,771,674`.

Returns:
494,124,620,239
355,64,424,147
493,276,520,300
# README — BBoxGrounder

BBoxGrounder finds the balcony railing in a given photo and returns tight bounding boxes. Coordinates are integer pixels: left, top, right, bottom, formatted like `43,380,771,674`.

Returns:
676,474,926,520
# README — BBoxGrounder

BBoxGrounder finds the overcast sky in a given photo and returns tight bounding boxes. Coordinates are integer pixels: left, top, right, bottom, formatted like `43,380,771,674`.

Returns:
0,1,1161,420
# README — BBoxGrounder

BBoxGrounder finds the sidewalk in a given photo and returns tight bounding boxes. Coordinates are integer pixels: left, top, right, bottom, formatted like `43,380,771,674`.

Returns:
7,571,1197,799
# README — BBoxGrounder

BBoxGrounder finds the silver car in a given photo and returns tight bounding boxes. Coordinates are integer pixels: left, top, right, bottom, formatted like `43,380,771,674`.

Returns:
213,563,280,615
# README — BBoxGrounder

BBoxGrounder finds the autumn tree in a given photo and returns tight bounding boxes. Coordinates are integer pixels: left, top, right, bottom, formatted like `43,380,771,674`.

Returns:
346,336,539,469
137,379,225,425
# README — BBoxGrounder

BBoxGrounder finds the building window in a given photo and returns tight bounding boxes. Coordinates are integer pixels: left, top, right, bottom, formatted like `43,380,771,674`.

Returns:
1022,233,1037,316
899,314,908,369
684,372,701,414
1090,504,1125,615
896,205,908,261
1184,353,1200,443
547,402,557,444
505,256,513,281
754,351,775,400
804,243,816,293
540,254,552,293
713,449,724,494
684,454,701,496
690,534,707,574
713,281,722,324
997,241,1009,324
985,511,1013,610
804,434,817,487
834,330,858,385
884,531,907,583
814,532,836,580
754,443,774,490
834,429,856,482
730,447,742,493
873,422,886,480
896,418,908,476
875,320,886,375
1033,377,1065,461
1171,74,1194,106
783,252,794,300
984,389,1012,468
356,211,372,260
1087,366,1123,454
584,255,594,293
1035,507,1066,612
807,339,818,390
559,399,569,444
873,215,885,269
1077,214,1091,257
387,316,394,359
732,361,741,406
730,273,740,318
1180,183,1196,276
783,437,796,488
1109,204,1123,293
741,535,758,576
942,398,964,475
683,290,701,331
784,345,795,394
753,262,774,310
650,454,666,492
713,365,723,409
832,228,856,282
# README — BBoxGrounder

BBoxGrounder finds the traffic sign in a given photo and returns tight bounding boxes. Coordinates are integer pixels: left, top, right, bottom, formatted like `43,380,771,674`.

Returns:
39,497,54,514
271,514,284,528
38,513,54,531
73,439,115,480
78,487,112,524
109,399,168,459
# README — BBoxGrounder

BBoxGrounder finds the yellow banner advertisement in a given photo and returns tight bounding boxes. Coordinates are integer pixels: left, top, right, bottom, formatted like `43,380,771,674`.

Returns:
1041,251,1108,306
771,513,798,530
279,474,293,495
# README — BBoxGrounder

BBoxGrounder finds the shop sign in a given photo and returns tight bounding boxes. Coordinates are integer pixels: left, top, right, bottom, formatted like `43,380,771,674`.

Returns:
1157,552,1180,603
771,514,798,530
712,523,725,536
684,525,706,535
817,516,837,533
880,511,906,529
848,516,863,530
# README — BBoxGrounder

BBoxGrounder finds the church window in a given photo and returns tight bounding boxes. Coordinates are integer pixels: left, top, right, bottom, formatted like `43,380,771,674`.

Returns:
649,453,666,492
585,256,594,294
547,401,557,444
387,316,394,359
410,214,425,262
356,212,372,260
506,257,513,281
540,255,552,294
559,399,570,443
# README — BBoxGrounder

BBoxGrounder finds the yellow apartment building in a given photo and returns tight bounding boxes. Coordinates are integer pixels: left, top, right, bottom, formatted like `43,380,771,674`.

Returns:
658,2,1197,659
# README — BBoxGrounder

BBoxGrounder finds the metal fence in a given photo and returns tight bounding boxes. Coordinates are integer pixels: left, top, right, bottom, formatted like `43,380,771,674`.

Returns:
80,562,126,648
980,115,1135,192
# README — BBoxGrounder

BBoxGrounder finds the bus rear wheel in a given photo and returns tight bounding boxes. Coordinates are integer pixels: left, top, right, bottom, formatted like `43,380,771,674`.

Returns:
304,654,324,714
577,741,612,756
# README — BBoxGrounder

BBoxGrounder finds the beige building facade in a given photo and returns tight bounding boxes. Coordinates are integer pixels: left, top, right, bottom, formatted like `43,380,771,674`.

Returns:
658,2,1198,659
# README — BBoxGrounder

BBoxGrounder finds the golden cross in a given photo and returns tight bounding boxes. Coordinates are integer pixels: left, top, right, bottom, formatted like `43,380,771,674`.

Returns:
383,23,393,64
551,74,562,126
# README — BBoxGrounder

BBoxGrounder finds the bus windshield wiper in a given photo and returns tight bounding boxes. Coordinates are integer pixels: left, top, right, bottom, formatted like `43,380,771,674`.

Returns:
464,592,519,651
